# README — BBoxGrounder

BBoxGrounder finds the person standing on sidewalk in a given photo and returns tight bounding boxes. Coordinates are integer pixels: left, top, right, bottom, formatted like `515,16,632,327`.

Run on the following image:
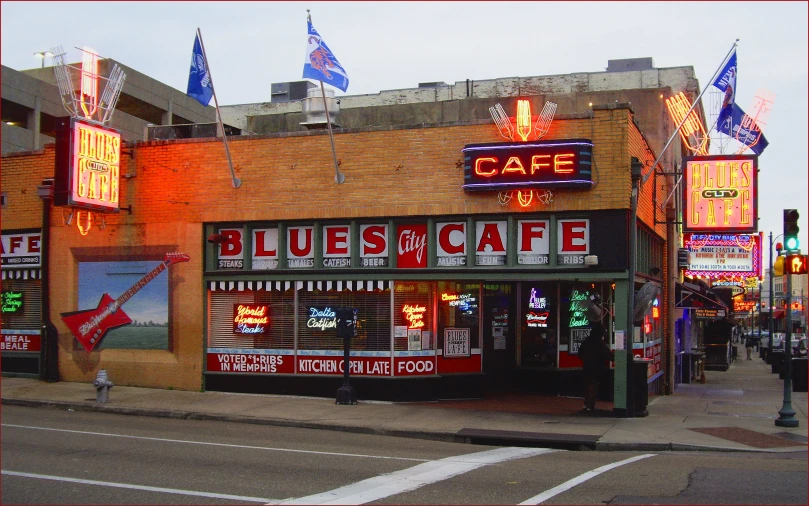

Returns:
578,322,613,411
745,333,754,360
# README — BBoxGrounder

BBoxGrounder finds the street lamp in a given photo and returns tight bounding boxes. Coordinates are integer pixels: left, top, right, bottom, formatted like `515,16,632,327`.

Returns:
625,157,643,416
775,265,799,428
768,232,783,352
33,50,54,68
36,179,59,382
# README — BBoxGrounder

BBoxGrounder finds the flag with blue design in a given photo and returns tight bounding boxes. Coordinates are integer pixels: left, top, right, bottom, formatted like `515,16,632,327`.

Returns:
302,19,349,92
712,48,737,127
187,34,213,107
717,103,769,155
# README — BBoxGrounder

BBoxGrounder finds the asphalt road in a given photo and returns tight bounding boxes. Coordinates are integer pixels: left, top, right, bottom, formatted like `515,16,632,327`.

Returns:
1,405,806,505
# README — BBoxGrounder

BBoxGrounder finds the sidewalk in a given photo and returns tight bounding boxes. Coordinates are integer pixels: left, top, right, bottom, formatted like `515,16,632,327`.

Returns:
2,354,807,453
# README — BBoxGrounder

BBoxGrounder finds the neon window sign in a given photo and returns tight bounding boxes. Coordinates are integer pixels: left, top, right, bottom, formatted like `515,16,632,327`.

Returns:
307,307,337,331
567,290,590,328
233,304,269,334
402,304,427,329
528,288,548,309
526,311,549,328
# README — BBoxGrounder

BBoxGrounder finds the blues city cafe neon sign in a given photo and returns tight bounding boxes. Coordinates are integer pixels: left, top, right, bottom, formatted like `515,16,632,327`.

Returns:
55,118,122,212
462,139,594,192
683,155,757,233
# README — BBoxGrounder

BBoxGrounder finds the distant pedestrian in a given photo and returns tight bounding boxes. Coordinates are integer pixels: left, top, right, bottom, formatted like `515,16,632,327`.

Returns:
745,333,754,360
578,323,613,411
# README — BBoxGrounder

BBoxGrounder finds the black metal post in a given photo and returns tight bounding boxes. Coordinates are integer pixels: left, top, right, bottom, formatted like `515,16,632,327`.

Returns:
775,272,798,427
335,308,357,405
37,179,59,382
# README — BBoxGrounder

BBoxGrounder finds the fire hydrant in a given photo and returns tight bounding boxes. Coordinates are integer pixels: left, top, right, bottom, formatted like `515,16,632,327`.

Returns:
93,369,113,403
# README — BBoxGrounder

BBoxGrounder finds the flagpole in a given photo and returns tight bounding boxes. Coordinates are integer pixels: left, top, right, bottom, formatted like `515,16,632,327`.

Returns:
320,80,345,184
196,27,241,189
645,39,739,188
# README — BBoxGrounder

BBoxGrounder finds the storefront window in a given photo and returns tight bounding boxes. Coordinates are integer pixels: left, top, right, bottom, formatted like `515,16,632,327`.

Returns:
298,287,391,351
520,282,557,367
437,281,480,353
208,289,295,350
393,281,434,351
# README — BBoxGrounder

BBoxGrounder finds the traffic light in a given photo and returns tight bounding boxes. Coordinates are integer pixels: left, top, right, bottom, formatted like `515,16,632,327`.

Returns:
783,209,800,252
786,254,807,275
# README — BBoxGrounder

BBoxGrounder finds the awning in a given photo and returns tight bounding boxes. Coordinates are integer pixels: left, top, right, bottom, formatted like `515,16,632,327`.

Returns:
772,309,785,319
207,280,392,292
675,282,728,310
0,268,41,280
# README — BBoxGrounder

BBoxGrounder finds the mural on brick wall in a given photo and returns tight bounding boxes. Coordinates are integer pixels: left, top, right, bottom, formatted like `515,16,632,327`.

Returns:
61,253,188,352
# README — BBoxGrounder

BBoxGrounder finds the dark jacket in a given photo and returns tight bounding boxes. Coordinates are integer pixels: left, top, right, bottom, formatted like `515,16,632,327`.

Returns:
578,333,613,380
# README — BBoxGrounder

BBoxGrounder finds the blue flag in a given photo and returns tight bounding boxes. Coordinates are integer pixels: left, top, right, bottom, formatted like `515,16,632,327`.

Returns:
712,48,737,126
302,19,349,92
717,103,769,155
187,34,213,107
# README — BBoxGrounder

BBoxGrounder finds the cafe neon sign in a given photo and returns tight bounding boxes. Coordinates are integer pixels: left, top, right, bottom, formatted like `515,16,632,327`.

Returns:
465,100,590,207
683,155,757,233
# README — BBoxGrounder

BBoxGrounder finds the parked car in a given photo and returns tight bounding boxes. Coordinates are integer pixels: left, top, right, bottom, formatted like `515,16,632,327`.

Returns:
773,333,806,352
793,335,807,357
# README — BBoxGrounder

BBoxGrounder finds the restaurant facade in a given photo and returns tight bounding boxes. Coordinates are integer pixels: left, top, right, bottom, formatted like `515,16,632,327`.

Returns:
2,100,670,404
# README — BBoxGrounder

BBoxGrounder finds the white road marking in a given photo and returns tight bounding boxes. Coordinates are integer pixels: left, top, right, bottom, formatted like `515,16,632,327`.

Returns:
518,453,656,504
1,470,278,503
1,423,427,462
280,447,560,505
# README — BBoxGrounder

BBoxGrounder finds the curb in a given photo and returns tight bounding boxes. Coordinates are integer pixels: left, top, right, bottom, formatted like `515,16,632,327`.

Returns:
4,398,805,454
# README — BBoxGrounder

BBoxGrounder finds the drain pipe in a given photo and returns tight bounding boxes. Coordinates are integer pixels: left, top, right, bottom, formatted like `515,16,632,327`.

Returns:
36,178,59,382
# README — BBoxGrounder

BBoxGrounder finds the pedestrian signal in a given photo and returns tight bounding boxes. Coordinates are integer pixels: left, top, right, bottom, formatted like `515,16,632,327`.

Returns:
786,254,807,275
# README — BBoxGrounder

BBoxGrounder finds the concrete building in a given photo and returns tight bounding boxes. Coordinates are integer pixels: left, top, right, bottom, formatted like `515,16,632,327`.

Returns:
1,59,217,155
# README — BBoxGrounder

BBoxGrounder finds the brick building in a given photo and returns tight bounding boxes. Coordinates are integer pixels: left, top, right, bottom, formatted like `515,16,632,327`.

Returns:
3,57,706,411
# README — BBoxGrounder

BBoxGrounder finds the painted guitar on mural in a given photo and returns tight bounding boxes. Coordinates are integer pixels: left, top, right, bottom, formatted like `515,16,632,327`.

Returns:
61,253,190,353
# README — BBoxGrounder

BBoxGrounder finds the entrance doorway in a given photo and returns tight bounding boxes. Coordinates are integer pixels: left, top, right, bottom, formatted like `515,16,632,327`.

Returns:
482,283,515,391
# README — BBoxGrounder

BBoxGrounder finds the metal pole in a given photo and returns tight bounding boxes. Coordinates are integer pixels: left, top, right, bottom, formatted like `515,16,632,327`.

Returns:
37,179,59,382
769,232,775,351
196,28,241,189
319,81,345,184
775,272,798,427
625,157,643,416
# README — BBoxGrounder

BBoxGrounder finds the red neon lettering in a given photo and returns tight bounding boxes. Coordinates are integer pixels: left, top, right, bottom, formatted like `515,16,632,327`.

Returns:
289,228,313,257
362,225,386,255
474,157,498,177
253,230,277,257
219,230,242,256
520,222,546,252
325,226,349,255
501,156,526,175
531,155,551,174
553,153,575,173
477,223,505,252
560,221,587,252
439,224,465,255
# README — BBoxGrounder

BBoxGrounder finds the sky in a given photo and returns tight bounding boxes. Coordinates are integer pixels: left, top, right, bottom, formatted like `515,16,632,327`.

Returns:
2,1,807,269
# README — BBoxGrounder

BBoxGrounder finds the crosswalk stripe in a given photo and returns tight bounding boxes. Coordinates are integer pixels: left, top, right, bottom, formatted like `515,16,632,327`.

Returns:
518,453,656,504
280,447,560,505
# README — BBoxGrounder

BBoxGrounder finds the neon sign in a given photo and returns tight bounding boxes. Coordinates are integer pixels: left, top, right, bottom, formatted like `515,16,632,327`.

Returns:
1,291,23,314
55,118,121,212
233,304,269,334
307,307,337,331
526,311,549,328
463,139,593,192
402,304,426,329
683,233,761,280
665,92,709,155
528,288,547,309
683,155,757,233
567,290,590,328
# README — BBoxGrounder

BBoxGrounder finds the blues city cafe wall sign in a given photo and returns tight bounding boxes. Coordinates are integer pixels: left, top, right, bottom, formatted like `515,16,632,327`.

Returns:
462,139,594,192
54,117,122,212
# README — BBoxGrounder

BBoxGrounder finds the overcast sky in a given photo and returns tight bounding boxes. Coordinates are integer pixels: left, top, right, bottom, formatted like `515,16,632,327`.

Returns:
2,1,807,267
